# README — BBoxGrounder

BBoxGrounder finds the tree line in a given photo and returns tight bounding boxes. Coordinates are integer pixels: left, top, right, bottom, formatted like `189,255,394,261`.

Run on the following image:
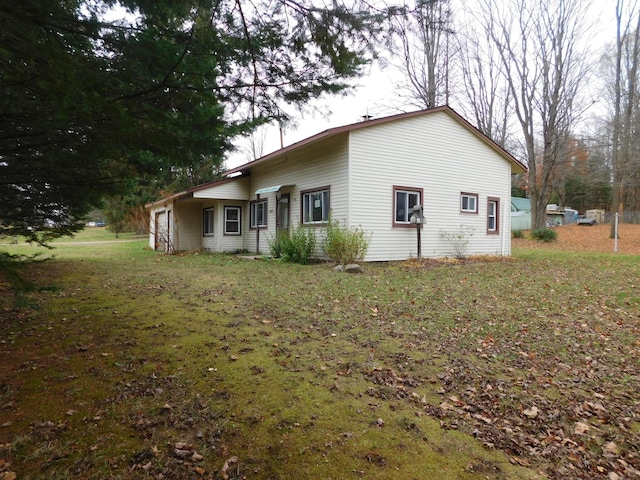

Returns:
0,0,390,242
2,0,639,241
389,0,640,231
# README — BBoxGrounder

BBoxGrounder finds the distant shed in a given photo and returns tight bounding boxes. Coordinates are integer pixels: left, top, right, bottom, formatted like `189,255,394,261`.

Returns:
511,197,531,230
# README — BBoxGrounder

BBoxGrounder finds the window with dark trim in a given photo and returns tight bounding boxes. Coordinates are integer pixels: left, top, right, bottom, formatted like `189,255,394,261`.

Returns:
250,199,267,229
301,187,330,225
203,207,214,236
487,197,500,234
224,206,241,235
460,193,478,213
393,186,423,227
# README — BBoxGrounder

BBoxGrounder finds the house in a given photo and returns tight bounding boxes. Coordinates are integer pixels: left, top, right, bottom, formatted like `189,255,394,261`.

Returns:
511,197,531,231
147,106,527,261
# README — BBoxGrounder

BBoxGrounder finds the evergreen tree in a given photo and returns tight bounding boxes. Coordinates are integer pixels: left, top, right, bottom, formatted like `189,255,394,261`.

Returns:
0,0,383,243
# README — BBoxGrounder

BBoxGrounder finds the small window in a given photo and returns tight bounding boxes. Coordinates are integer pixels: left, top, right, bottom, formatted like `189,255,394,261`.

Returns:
487,197,500,234
224,206,241,235
250,199,267,229
301,187,330,224
203,207,214,236
393,186,423,226
461,193,478,213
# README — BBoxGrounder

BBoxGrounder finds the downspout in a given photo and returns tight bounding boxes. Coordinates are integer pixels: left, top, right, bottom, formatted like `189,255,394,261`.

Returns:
502,199,508,256
256,193,260,255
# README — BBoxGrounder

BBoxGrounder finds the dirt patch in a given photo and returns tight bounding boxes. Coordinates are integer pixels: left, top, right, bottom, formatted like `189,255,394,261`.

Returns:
513,223,640,254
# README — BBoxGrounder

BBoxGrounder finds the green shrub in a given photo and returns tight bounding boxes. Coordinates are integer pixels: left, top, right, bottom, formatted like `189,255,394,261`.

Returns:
268,230,288,259
531,228,557,242
268,227,317,264
324,220,370,265
512,229,525,239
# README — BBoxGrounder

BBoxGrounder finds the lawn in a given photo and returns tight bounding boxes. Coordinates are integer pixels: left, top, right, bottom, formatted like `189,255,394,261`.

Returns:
0,229,639,479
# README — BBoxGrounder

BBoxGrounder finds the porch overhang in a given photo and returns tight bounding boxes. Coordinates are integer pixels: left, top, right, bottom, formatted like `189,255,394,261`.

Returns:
255,184,293,195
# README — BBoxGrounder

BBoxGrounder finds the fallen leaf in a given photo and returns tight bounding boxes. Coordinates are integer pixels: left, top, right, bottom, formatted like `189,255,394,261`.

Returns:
191,451,204,461
174,448,191,459
574,421,590,435
220,456,238,480
603,441,619,455
523,406,539,419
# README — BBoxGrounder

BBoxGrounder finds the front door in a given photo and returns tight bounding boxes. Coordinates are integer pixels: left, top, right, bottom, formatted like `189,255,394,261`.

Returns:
276,193,290,232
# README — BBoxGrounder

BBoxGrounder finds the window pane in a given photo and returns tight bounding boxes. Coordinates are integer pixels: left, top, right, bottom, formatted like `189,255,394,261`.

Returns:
408,193,417,209
461,194,477,212
203,209,214,235
396,192,407,222
488,201,497,231
225,207,240,234
303,189,329,223
395,190,421,223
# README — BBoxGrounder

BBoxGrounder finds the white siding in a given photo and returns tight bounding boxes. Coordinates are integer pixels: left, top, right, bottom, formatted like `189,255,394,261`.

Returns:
349,111,513,261
148,206,165,250
241,136,349,254
193,176,250,200
148,204,173,252
173,201,201,251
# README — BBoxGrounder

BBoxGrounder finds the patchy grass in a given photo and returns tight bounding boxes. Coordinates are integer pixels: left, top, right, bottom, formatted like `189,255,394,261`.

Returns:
1,235,639,479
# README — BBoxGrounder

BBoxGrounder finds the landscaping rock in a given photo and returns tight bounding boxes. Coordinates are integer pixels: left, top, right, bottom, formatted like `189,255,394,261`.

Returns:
344,264,363,274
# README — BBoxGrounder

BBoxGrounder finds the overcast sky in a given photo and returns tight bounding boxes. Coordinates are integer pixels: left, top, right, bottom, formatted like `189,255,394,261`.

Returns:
225,0,618,169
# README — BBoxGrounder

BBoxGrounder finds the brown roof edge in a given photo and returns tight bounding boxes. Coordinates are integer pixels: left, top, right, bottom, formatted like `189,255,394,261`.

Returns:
145,190,190,210
225,105,527,176
145,174,250,210
147,106,527,209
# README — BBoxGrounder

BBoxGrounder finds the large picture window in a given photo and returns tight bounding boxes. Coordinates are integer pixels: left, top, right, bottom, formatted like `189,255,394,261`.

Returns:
393,186,422,226
250,199,267,229
461,193,478,213
301,187,330,224
487,197,500,234
224,206,241,235
203,207,214,236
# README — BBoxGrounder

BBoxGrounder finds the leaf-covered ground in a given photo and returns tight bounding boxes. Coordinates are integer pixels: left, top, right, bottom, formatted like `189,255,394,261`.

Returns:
513,223,640,254
0,228,639,479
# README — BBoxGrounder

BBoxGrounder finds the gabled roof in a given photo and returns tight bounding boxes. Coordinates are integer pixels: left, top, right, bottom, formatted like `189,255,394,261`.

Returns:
225,105,527,176
146,105,527,209
511,197,531,212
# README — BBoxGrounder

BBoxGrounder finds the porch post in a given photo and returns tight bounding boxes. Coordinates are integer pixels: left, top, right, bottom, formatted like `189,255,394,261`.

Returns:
256,193,260,255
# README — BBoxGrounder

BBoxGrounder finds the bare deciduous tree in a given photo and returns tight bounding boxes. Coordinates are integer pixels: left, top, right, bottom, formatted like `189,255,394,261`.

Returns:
456,17,512,147
609,0,640,235
390,0,454,109
478,0,591,230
